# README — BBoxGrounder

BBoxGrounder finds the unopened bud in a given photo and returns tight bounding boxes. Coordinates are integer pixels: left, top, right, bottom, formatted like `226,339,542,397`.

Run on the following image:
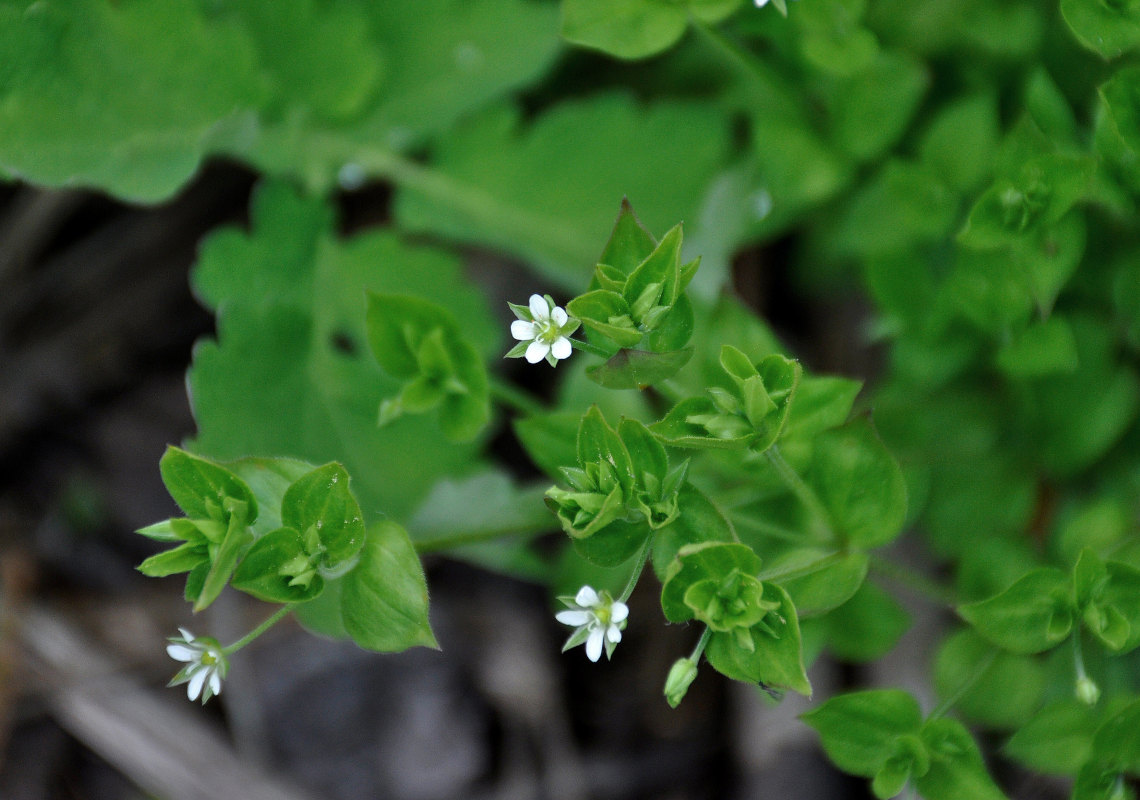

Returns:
1076,675,1101,706
664,657,699,708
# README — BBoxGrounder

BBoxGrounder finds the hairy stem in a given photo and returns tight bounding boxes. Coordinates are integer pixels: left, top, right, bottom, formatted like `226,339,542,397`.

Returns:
224,605,293,656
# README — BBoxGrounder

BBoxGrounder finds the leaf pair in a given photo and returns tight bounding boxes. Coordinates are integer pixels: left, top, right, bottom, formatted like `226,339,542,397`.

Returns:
366,293,490,442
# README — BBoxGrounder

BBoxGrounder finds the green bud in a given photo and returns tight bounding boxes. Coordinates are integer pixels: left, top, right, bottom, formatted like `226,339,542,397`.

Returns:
664,657,699,708
1076,675,1101,706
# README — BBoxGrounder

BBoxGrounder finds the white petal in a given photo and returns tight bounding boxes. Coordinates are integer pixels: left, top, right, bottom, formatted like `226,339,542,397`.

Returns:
556,610,591,626
610,602,629,623
209,670,223,696
550,337,572,361
755,0,770,6
575,586,599,607
525,340,549,364
585,628,604,662
551,306,568,326
178,628,195,640
529,294,549,320
167,644,196,662
511,320,537,341
187,668,208,701
606,624,623,644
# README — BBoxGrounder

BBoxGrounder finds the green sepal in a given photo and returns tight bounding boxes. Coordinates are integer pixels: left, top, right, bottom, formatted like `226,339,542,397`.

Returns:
587,346,693,389
567,290,643,348
195,511,255,611
645,292,695,353
159,446,258,524
231,526,324,603
705,583,811,696
136,520,183,542
341,521,437,652
282,463,366,568
137,542,206,578
802,689,924,778
958,567,1075,654
684,571,774,633
660,542,762,623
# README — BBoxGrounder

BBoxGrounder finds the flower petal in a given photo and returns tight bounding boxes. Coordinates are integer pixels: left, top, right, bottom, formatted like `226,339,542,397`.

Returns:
167,644,197,662
556,610,591,626
551,306,568,326
610,602,629,623
575,585,599,607
187,667,208,701
511,320,537,341
606,624,623,644
177,628,195,640
551,337,572,361
586,628,604,662
209,670,223,696
529,294,549,320
525,340,550,364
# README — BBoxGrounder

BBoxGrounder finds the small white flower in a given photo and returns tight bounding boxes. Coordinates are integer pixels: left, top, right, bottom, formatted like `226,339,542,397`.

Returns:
556,585,629,662
166,628,228,703
508,294,577,366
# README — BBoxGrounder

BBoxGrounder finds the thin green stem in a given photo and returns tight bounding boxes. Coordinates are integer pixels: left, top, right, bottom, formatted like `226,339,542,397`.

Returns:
729,514,805,544
690,18,768,81
570,338,612,358
224,605,293,656
690,627,713,662
414,523,550,555
619,537,654,603
868,553,957,608
930,648,998,719
765,446,835,542
488,375,546,416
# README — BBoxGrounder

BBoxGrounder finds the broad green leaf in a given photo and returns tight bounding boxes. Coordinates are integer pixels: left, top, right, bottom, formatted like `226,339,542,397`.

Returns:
802,689,924,778
341,521,437,652
1005,700,1101,775
826,50,928,163
994,316,1079,378
571,518,651,567
958,567,1075,654
514,413,581,481
824,581,911,662
586,347,693,389
1061,0,1140,58
561,0,689,60
226,457,315,537
807,417,907,548
158,446,257,525
933,629,1045,729
915,718,1009,800
281,463,365,567
705,583,810,695
231,527,323,603
652,484,737,578
919,91,1000,193
395,95,731,288
0,0,265,201
618,418,669,486
781,375,862,443
1093,700,1140,772
774,550,869,617
660,542,762,623
189,182,494,521
1072,762,1132,800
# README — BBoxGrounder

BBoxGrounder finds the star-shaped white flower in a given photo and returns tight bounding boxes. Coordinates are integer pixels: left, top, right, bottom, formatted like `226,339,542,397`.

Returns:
556,585,629,662
166,628,228,703
508,294,577,366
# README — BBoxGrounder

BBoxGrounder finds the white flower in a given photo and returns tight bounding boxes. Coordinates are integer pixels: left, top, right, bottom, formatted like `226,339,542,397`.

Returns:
166,628,228,703
556,585,629,662
508,294,577,366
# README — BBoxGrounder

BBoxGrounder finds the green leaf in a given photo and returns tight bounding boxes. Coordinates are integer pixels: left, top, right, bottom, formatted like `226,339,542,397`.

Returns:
598,198,658,274
958,567,1075,654
807,417,907,548
1061,0,1140,58
624,224,684,313
824,581,911,662
365,294,455,380
660,542,762,623
188,182,494,521
802,689,924,778
652,483,737,579
918,91,1000,193
560,0,689,60
137,542,205,578
394,95,731,288
651,397,752,449
618,418,669,486
158,446,257,523
0,0,265,201
514,412,581,480
994,316,1080,378
577,406,636,496
196,514,255,611
341,521,437,652
586,347,693,389
1005,700,1101,775
281,463,366,568
781,375,862,441
826,49,928,163
572,517,651,567
705,583,811,695
567,290,642,348
231,527,324,603
774,550,869,617
915,718,1009,800
933,629,1045,729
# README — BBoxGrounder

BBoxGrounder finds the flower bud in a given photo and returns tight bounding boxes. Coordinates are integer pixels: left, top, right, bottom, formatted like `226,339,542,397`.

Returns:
664,657,699,708
1075,675,1101,706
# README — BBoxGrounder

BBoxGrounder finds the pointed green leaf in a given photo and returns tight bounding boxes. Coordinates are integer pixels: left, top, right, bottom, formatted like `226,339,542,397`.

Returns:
958,567,1074,654
159,446,257,523
586,347,693,389
567,290,643,348
282,463,366,568
137,542,206,578
706,583,811,695
1005,700,1101,776
598,198,657,274
802,689,924,778
195,514,255,611
232,526,324,603
915,718,1009,800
